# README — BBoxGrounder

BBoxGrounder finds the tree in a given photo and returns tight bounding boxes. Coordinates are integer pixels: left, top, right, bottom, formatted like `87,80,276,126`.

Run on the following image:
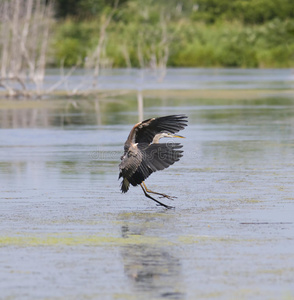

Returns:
0,0,53,97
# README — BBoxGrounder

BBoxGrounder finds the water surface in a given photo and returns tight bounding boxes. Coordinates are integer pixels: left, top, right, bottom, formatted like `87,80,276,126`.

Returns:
0,92,294,299
28,68,294,91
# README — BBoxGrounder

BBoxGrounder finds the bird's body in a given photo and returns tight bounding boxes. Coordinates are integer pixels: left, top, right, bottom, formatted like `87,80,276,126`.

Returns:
119,114,187,208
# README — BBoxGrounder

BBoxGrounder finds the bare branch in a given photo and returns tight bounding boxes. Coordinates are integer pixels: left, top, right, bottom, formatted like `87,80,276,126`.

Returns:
121,44,132,68
0,1,10,78
0,0,54,98
87,0,119,88
47,65,78,93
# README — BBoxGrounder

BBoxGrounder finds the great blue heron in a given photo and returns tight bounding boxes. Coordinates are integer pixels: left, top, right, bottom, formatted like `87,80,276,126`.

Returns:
119,114,188,208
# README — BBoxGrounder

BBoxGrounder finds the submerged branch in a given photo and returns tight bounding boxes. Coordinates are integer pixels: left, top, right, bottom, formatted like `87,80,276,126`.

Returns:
47,65,78,93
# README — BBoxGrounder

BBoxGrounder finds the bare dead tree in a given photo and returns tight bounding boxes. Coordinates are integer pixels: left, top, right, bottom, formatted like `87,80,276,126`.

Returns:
0,0,53,97
156,11,170,82
121,43,132,69
137,39,145,69
85,0,119,89
132,8,173,121
133,8,172,83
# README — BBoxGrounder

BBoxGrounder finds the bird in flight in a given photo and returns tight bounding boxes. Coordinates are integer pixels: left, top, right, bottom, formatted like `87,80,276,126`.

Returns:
119,114,187,208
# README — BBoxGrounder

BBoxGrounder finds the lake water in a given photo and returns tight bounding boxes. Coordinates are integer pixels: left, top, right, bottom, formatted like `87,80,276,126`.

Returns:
0,69,294,299
34,68,294,91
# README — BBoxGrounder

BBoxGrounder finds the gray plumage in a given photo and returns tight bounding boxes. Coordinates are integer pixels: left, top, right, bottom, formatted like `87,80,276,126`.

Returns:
119,115,187,193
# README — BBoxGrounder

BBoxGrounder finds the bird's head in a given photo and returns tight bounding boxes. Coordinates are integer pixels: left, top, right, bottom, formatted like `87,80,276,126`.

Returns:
153,132,185,143
163,132,185,139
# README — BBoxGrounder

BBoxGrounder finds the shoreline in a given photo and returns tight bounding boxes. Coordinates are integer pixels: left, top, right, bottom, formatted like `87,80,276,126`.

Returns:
0,89,293,109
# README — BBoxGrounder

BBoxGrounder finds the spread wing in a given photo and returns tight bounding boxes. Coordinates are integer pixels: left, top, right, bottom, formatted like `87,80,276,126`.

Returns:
134,115,187,144
119,142,183,192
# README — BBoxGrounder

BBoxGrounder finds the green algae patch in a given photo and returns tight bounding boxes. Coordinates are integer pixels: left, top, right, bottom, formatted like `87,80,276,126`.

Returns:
143,89,294,101
0,233,171,247
118,211,175,220
178,235,264,245
178,235,240,244
113,293,138,300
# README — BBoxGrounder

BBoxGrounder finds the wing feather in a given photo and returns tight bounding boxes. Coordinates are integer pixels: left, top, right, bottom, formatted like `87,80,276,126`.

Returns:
119,114,187,193
142,143,183,172
121,143,183,189
134,115,187,144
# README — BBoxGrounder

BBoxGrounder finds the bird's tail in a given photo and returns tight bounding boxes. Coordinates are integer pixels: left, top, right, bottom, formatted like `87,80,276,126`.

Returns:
121,177,130,193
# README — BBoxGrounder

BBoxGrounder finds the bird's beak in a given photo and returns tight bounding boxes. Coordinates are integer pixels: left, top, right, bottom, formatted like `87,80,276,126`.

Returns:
172,134,185,139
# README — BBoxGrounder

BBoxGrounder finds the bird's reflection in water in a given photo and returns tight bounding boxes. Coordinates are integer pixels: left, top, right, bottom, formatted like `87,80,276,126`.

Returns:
120,214,185,299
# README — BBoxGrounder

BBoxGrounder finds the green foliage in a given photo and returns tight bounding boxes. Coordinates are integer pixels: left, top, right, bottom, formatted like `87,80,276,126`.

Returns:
50,0,294,68
257,45,294,68
54,38,83,66
52,20,96,66
54,0,82,18
191,0,294,24
55,0,129,19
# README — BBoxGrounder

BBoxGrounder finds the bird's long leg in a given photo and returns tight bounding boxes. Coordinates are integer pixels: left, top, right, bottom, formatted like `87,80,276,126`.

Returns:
142,181,176,200
140,184,174,209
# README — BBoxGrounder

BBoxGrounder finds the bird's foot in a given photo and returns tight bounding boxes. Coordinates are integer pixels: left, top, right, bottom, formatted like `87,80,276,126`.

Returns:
156,203,175,209
159,194,177,200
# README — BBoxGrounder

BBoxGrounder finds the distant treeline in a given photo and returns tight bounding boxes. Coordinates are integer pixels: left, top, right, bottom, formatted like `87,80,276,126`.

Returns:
51,0,294,68
55,0,294,24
